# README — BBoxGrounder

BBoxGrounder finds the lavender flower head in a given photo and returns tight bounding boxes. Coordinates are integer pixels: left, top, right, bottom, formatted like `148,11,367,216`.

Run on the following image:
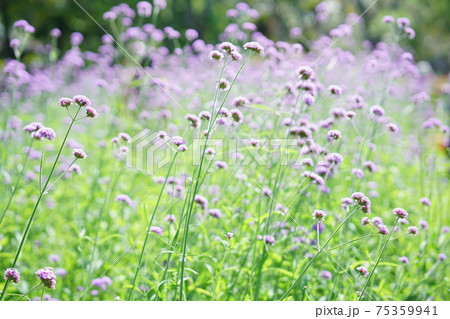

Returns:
58,97,73,107
297,66,314,80
420,197,431,206
378,224,389,235
209,208,222,219
393,208,408,219
408,226,418,236
35,267,56,289
361,217,370,226
137,1,152,17
23,122,43,133
86,107,98,119
370,105,385,117
328,85,343,95
209,50,224,61
398,256,409,264
312,210,326,222
225,232,234,239
320,270,332,280
73,149,87,159
165,214,176,223
115,194,133,206
32,127,56,141
214,161,228,169
150,226,163,235
243,41,264,54
171,136,186,146
91,276,112,291
73,95,91,107
264,235,275,245
327,130,342,141
4,268,21,283
356,266,369,277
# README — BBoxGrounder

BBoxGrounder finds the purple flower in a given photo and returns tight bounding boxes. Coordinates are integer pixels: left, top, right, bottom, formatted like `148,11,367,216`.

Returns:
137,1,152,17
398,256,409,264
420,197,431,206
214,161,228,169
13,19,35,33
397,17,411,29
320,270,332,280
185,29,199,41
302,93,315,106
232,96,249,107
86,107,98,119
264,235,275,245
262,186,272,197
208,208,222,219
32,127,56,141
165,214,176,223
408,226,418,236
418,220,429,230
370,105,385,117
73,149,87,159
91,276,112,291
225,232,234,239
178,144,188,152
243,41,264,54
36,267,56,289
50,28,62,38
23,122,43,133
438,253,447,262
194,195,208,209
356,266,369,277
185,114,201,128
150,226,163,235
361,217,370,226
219,42,236,53
230,50,242,61
49,254,60,263
382,15,395,24
171,136,186,146
115,194,133,206
327,130,342,140
378,224,389,235
230,109,243,123
404,27,415,39
4,268,21,283
297,66,314,80
393,208,408,219
328,85,343,95
312,209,326,222
73,95,91,107
209,50,224,61
58,97,73,107
70,32,84,46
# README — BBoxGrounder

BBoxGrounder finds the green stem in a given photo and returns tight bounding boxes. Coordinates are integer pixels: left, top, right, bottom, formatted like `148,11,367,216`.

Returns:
279,207,359,300
357,218,399,300
127,152,178,300
0,106,81,301
17,283,42,301
0,138,34,225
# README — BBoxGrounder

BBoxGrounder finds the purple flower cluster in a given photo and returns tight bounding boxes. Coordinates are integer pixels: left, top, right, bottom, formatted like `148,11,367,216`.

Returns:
35,267,57,289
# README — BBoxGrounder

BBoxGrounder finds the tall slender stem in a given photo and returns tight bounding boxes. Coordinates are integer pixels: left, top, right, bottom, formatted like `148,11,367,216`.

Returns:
279,207,359,300
357,218,399,300
0,139,34,225
127,152,179,300
0,106,81,301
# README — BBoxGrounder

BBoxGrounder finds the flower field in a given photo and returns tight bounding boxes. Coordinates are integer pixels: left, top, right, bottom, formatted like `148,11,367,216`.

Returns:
0,1,449,301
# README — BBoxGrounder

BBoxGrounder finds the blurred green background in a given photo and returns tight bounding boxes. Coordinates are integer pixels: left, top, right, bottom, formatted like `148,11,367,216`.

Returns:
1,0,449,73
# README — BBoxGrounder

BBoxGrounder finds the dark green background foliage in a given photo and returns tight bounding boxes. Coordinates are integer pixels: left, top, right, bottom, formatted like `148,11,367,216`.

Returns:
0,0,449,72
